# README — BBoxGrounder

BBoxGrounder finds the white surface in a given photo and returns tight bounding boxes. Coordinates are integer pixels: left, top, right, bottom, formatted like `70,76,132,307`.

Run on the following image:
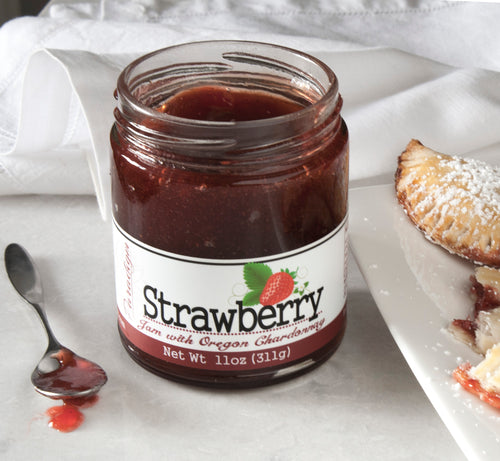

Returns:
0,194,465,460
349,185,500,461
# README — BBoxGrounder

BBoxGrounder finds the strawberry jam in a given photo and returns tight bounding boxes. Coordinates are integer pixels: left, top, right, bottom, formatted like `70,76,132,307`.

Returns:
111,41,348,388
46,395,99,433
34,347,107,396
453,363,500,409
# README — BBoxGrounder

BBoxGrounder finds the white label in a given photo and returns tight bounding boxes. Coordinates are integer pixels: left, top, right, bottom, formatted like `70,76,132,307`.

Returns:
113,217,347,370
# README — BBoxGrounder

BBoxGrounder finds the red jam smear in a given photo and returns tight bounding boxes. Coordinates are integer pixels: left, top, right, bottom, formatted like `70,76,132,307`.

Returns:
112,84,348,387
47,404,84,433
470,275,500,315
453,363,500,409
46,396,99,433
451,275,500,343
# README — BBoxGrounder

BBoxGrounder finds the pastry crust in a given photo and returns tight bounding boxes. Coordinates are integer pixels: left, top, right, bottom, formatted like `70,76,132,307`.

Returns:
395,139,500,267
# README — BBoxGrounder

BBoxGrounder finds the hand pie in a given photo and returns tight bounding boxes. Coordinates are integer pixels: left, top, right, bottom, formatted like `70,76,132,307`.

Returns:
395,139,500,267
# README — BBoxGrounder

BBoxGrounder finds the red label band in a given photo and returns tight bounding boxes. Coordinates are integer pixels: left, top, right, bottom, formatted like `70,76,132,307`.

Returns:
118,309,346,371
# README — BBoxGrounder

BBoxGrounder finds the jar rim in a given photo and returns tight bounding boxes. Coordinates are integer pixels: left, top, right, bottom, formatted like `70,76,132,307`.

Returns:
115,40,341,131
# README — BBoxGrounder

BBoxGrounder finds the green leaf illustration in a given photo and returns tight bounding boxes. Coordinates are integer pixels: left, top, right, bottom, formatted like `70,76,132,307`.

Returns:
242,290,261,307
243,262,272,291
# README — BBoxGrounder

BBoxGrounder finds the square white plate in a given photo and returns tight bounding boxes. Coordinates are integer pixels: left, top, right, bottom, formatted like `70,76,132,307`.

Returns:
349,184,500,461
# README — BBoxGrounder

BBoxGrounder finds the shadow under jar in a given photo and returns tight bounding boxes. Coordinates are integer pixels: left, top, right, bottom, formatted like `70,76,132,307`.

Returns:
111,41,349,388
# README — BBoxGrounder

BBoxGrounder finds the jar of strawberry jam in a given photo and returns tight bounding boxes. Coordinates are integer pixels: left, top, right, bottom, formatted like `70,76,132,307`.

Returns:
111,41,348,388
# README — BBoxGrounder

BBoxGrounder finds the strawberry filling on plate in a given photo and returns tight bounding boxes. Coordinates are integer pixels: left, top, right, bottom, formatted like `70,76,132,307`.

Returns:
453,362,500,409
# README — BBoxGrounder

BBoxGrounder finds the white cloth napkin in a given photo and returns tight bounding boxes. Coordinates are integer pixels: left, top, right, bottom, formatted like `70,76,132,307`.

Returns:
1,0,500,219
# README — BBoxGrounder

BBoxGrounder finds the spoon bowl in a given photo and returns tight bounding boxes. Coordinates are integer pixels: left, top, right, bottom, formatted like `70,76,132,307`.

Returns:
5,243,107,399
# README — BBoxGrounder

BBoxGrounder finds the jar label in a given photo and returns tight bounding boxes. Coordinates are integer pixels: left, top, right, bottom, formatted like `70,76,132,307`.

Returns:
113,218,347,371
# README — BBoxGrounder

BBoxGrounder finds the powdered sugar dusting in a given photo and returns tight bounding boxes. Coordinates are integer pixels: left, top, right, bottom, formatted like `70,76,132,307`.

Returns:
396,140,500,266
409,154,499,229
439,156,500,224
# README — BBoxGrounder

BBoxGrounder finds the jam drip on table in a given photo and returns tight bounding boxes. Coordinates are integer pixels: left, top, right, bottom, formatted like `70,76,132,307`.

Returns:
46,395,99,433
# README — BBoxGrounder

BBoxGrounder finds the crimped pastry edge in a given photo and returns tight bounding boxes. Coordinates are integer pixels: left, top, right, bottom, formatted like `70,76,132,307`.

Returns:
395,139,500,268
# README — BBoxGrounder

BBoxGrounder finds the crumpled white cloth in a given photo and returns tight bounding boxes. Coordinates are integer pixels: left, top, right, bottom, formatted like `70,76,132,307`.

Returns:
1,0,500,219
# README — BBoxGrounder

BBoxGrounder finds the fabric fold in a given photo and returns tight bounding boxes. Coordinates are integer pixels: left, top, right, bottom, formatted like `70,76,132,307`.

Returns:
2,49,136,218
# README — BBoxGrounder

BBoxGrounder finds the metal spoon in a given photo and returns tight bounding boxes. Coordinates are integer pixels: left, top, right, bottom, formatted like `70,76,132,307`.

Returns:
5,243,107,399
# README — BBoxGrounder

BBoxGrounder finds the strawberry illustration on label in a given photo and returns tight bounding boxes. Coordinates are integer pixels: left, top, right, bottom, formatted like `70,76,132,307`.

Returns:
259,271,295,305
242,263,308,306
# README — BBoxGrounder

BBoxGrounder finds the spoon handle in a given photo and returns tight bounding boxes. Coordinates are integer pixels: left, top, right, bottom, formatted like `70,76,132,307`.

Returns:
4,243,61,352
30,301,62,352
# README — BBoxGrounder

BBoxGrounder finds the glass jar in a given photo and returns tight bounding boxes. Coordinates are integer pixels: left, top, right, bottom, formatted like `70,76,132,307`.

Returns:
111,41,349,388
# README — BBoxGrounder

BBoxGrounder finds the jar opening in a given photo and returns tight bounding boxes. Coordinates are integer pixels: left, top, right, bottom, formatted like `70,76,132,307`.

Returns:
117,42,340,135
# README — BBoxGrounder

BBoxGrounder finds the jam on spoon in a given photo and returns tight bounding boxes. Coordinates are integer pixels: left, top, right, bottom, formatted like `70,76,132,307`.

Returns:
4,243,107,431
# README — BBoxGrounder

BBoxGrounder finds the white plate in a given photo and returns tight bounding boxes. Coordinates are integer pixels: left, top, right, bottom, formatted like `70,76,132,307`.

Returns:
349,184,500,461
